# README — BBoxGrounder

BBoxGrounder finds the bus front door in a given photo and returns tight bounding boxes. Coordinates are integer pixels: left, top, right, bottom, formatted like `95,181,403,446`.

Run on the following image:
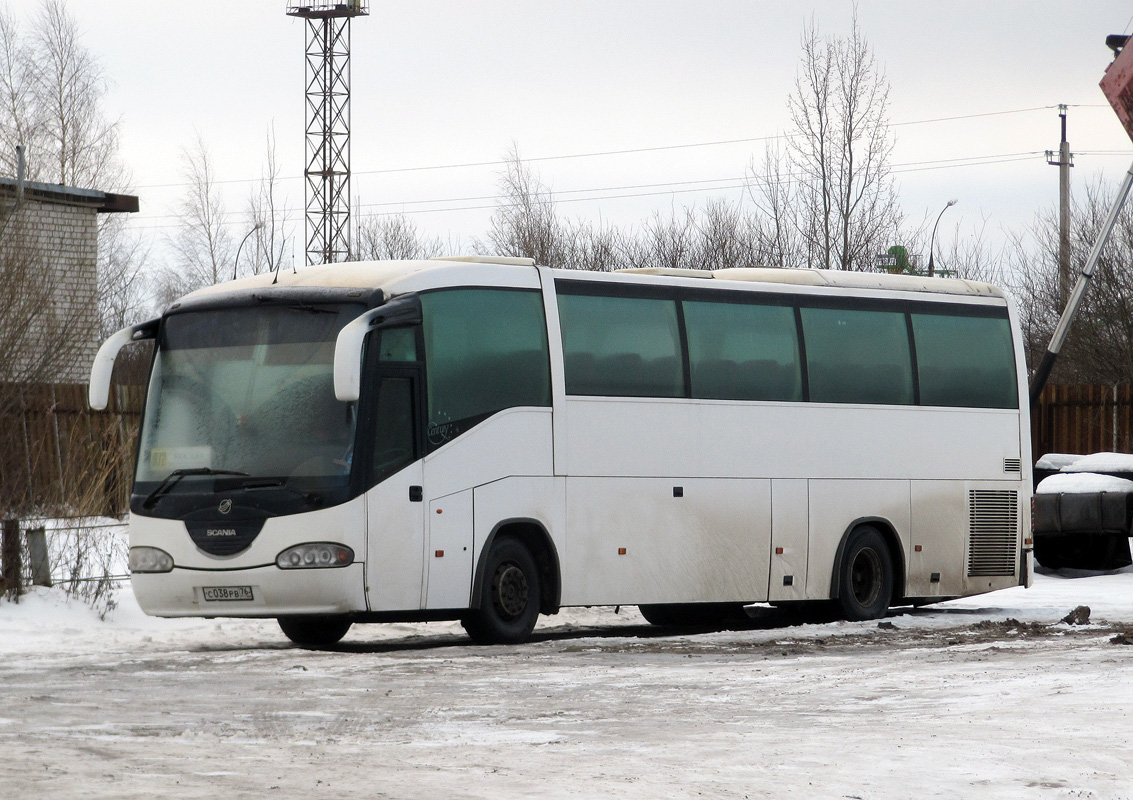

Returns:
364,373,426,612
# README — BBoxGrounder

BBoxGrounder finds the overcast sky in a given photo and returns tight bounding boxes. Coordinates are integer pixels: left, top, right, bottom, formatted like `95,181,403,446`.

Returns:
40,1,1133,265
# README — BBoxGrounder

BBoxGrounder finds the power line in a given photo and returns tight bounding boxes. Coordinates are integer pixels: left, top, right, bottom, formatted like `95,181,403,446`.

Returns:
890,106,1051,127
126,150,1057,232
130,151,1044,226
139,150,1048,221
131,105,1069,192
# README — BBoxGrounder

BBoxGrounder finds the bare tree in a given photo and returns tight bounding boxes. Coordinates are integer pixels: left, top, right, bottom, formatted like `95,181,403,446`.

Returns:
566,220,628,273
354,213,447,261
31,0,147,339
243,126,291,278
0,5,37,178
30,0,119,189
1012,176,1133,385
486,144,571,267
747,140,805,267
628,208,697,271
619,199,772,273
694,198,765,271
158,135,233,303
783,15,900,270
935,217,1002,284
96,215,150,338
487,149,794,273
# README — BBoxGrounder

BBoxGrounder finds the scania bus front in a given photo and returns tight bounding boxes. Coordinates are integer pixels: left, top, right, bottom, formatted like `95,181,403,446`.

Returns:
91,288,377,623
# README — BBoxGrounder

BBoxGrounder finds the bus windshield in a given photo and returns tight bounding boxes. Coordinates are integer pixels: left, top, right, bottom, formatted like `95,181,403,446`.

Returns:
135,303,364,496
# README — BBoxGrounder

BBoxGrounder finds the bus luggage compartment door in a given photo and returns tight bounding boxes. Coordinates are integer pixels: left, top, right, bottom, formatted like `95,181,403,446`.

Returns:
768,479,809,602
563,477,770,606
426,489,474,609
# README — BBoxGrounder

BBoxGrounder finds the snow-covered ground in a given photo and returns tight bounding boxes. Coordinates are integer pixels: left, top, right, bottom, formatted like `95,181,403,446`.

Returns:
2,567,1132,799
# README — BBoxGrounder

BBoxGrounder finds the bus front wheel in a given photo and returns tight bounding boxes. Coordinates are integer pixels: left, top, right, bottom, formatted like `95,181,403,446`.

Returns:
836,526,893,621
278,615,352,647
462,537,541,645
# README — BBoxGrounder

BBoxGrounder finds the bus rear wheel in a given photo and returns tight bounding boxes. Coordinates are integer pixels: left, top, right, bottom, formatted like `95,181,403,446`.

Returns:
278,615,352,646
462,537,541,645
836,526,893,621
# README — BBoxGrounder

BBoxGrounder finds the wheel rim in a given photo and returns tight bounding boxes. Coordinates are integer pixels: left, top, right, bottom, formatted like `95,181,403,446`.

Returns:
491,562,529,619
850,547,882,607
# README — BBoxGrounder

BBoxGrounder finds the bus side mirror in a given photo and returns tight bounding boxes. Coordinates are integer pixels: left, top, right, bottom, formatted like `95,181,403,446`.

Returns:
88,320,158,410
334,307,386,402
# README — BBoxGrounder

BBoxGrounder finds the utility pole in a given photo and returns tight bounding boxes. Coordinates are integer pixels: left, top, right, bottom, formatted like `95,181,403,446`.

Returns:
1047,105,1074,305
1030,35,1133,405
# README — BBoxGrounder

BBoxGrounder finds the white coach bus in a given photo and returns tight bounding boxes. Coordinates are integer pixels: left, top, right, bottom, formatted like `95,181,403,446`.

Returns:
90,257,1032,645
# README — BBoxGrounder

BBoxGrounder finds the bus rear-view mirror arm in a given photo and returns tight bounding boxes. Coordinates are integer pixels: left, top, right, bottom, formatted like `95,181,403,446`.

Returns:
88,319,159,410
334,307,386,402
334,295,423,402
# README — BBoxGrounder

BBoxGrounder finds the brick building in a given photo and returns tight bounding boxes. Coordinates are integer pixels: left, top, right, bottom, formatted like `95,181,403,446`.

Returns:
0,177,138,383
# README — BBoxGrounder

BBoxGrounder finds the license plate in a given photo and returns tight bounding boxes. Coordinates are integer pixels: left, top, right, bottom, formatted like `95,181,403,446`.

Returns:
202,586,254,602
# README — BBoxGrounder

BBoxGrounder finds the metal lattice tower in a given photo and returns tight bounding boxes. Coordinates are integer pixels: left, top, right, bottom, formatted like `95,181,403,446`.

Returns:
286,2,368,265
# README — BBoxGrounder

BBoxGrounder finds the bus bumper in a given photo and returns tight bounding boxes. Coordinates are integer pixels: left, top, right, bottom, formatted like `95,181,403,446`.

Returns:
131,562,367,618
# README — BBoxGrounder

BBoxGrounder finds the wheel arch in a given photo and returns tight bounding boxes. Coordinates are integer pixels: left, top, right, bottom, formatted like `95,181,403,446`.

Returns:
471,518,561,615
829,516,906,603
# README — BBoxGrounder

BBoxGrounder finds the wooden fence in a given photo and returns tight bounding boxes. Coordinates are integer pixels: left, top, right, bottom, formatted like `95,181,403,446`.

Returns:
0,383,144,516
1031,383,1133,462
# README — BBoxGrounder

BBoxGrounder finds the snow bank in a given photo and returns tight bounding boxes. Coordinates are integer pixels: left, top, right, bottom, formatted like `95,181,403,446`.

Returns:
1035,471,1133,494
942,563,1133,622
0,584,248,664
1063,451,1133,473
1035,452,1084,470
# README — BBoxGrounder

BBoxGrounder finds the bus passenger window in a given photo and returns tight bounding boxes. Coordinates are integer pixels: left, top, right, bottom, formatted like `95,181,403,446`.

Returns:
912,312,1018,409
420,289,551,445
558,293,684,398
683,300,802,401
801,306,914,405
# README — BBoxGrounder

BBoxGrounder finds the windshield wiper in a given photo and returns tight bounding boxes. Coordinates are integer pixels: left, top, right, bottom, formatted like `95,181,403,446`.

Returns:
240,478,322,506
141,467,249,510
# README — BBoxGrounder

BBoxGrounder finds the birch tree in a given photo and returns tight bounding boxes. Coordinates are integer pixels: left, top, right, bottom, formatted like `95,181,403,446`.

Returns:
243,127,292,278
157,135,232,303
782,16,900,270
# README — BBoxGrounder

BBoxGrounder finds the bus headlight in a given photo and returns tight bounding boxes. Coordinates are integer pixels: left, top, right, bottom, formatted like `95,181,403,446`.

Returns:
129,547,174,573
276,543,354,569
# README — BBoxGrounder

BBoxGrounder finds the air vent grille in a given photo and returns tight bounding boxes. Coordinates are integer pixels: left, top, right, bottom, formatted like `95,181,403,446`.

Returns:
968,490,1018,577
1003,458,1022,474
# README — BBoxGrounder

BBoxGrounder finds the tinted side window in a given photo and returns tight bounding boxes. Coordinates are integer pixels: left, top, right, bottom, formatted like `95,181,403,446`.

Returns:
421,289,551,443
558,293,684,398
371,376,416,477
683,300,802,401
800,306,913,405
377,327,419,362
912,312,1018,409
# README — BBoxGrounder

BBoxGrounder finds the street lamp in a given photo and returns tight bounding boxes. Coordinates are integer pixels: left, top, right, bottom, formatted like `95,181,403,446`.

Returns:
927,199,957,278
233,222,265,281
